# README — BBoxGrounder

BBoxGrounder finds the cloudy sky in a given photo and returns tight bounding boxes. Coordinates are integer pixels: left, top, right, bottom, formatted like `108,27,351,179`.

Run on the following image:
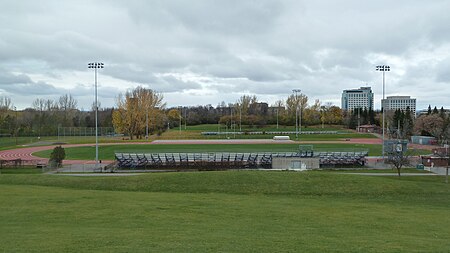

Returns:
1,0,450,110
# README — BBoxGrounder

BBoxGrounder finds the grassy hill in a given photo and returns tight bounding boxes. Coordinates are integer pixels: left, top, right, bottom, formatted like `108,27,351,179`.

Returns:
0,171,449,252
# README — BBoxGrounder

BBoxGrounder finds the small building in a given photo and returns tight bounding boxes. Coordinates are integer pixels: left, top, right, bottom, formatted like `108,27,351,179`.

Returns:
421,147,450,167
357,124,379,133
421,156,448,167
411,136,437,145
272,157,320,170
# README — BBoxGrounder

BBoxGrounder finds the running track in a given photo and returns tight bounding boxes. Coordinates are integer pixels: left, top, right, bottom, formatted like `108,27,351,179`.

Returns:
0,138,433,165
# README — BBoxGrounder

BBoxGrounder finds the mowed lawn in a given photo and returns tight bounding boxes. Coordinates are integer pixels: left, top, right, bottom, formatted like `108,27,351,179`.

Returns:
0,171,449,252
33,143,431,161
33,143,385,161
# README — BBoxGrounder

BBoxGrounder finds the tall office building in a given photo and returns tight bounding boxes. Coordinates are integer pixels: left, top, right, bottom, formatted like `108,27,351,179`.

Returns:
341,87,374,111
381,96,416,115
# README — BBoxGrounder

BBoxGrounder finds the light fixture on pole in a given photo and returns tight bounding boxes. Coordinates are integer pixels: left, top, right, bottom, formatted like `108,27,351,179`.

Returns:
292,89,301,140
376,65,390,159
88,62,104,170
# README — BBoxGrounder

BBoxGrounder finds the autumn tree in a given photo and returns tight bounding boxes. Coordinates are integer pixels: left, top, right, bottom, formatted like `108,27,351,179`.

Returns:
303,99,321,126
0,96,12,134
236,95,258,116
321,104,343,125
414,114,445,140
112,86,165,139
167,109,181,128
286,93,308,125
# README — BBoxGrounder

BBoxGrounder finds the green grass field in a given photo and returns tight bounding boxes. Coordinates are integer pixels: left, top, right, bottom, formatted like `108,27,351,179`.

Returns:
33,143,386,160
33,143,431,161
0,171,449,252
0,125,370,151
162,124,373,140
174,124,350,132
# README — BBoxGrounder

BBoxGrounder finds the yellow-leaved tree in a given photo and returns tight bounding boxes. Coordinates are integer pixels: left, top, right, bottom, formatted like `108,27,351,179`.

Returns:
112,86,166,139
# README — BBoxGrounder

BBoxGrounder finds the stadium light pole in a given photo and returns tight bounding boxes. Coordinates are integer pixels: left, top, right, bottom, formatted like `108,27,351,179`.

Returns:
276,107,279,130
239,104,242,132
376,65,390,159
13,106,18,145
178,106,182,134
146,109,149,140
88,62,104,170
292,89,301,140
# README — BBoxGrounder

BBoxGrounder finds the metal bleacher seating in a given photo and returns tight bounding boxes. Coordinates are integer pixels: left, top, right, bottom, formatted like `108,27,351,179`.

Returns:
114,150,368,170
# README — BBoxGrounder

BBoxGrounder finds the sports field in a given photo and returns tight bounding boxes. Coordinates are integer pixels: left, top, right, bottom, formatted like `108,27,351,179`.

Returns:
32,143,383,161
0,171,449,252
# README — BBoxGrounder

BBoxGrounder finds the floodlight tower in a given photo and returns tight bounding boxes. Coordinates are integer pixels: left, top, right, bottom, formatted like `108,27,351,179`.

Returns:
88,62,104,170
292,89,301,140
376,65,390,159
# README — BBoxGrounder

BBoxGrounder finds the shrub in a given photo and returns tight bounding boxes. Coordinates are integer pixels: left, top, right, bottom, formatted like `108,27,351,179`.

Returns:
49,146,65,167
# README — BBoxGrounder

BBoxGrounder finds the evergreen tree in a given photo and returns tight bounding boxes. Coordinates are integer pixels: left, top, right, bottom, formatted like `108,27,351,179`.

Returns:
347,110,358,129
392,109,403,138
49,146,65,167
440,106,446,119
433,106,439,114
368,108,375,125
362,107,368,125
427,105,432,115
403,107,413,138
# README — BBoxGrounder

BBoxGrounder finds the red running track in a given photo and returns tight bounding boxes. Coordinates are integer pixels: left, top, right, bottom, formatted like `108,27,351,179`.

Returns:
0,138,433,165
0,143,148,165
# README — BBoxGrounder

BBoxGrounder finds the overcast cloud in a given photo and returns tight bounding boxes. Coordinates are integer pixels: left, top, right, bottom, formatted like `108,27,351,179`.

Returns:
1,0,450,110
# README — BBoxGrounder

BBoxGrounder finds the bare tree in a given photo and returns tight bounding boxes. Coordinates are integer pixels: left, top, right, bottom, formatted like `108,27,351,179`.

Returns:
0,96,12,112
58,94,78,127
237,95,258,116
385,142,415,176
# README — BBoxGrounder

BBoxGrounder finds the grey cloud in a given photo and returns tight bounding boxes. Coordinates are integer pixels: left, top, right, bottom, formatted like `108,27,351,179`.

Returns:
136,75,203,94
2,0,450,109
0,70,33,84
105,65,159,84
435,57,450,83
1,80,59,95
0,69,75,96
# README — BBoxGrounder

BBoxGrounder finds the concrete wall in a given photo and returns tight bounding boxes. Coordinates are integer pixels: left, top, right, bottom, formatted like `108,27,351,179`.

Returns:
272,157,320,170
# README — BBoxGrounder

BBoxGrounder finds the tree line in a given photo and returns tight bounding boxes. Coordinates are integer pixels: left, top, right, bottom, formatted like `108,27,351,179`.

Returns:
2,89,450,144
0,95,113,137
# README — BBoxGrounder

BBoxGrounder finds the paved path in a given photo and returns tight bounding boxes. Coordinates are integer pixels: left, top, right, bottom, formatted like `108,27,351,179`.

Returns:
52,173,143,177
341,173,438,176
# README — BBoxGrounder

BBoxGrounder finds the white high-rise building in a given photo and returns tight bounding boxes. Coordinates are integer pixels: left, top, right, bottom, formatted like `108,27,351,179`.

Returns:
381,96,416,115
341,87,374,111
